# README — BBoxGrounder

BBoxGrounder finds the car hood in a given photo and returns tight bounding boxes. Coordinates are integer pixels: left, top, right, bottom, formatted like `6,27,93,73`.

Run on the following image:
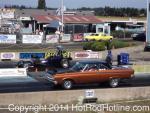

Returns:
84,35,93,39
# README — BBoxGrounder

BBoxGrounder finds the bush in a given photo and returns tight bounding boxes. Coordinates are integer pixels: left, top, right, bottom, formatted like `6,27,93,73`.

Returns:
91,41,106,51
83,40,131,51
83,42,94,50
83,41,106,51
111,30,132,38
112,40,130,48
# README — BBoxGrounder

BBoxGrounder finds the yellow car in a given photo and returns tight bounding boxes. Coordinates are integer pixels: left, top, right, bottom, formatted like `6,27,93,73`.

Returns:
84,33,113,41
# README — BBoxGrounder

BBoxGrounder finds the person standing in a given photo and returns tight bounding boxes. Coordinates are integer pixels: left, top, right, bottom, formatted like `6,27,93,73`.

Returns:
105,50,113,68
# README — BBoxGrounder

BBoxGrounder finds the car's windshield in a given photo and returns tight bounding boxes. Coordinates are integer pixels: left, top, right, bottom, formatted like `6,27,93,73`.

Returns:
71,62,87,71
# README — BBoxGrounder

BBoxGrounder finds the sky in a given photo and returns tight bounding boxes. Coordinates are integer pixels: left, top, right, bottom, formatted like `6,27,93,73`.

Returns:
0,0,147,9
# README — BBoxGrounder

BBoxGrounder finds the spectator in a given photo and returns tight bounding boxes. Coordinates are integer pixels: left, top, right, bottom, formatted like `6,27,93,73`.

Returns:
106,39,113,50
39,30,43,36
55,30,60,35
35,29,39,35
105,50,113,68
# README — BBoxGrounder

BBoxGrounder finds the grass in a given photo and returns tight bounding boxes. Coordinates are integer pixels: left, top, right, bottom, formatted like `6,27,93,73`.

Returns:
0,43,83,52
132,65,150,73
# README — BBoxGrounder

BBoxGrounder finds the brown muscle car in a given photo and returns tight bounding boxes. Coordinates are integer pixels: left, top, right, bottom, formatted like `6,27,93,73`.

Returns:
53,60,134,89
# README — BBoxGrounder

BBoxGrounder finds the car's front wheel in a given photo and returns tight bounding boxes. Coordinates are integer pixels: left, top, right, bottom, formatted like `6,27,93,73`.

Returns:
109,78,120,88
62,80,73,90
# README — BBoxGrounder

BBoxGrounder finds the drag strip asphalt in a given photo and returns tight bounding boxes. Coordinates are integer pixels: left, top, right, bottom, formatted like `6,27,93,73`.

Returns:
0,73,149,93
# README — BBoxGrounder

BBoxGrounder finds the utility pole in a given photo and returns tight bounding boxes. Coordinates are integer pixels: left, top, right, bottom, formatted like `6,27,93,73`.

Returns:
0,15,1,28
145,0,150,51
146,0,150,43
61,0,64,32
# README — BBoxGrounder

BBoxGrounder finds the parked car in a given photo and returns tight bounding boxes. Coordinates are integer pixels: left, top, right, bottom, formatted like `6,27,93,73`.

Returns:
144,43,150,51
132,32,146,41
53,60,134,89
84,33,113,41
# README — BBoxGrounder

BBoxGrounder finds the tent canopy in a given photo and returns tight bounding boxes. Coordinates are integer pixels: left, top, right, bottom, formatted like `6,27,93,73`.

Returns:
45,20,62,28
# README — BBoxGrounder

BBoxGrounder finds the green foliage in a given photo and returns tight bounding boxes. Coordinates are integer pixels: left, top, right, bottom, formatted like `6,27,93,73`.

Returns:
111,40,130,48
111,30,132,38
77,6,146,17
38,0,46,9
111,30,124,38
83,42,94,50
83,41,106,51
91,42,106,51
83,40,131,51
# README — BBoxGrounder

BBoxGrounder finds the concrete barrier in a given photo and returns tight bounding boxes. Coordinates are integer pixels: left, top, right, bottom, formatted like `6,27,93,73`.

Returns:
0,86,150,105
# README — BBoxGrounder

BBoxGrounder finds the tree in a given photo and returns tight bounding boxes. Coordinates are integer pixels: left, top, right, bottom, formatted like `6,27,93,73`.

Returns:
38,0,46,9
76,6,146,17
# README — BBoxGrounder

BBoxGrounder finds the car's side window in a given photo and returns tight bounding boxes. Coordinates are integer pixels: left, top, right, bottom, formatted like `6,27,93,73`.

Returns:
78,64,86,71
87,64,99,71
82,64,89,72
98,64,108,70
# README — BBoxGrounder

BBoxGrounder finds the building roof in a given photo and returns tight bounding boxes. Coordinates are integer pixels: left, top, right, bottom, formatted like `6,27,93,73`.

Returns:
76,10,95,16
15,9,56,17
15,9,95,17
32,15,103,24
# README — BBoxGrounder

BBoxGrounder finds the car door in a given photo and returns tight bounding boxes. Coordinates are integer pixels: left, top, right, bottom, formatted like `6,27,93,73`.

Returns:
74,64,101,84
101,33,107,40
96,63,110,82
94,34,99,40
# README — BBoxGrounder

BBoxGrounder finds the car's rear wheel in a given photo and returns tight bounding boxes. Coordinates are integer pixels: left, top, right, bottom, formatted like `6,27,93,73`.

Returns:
62,80,73,90
109,78,120,88
61,59,69,68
